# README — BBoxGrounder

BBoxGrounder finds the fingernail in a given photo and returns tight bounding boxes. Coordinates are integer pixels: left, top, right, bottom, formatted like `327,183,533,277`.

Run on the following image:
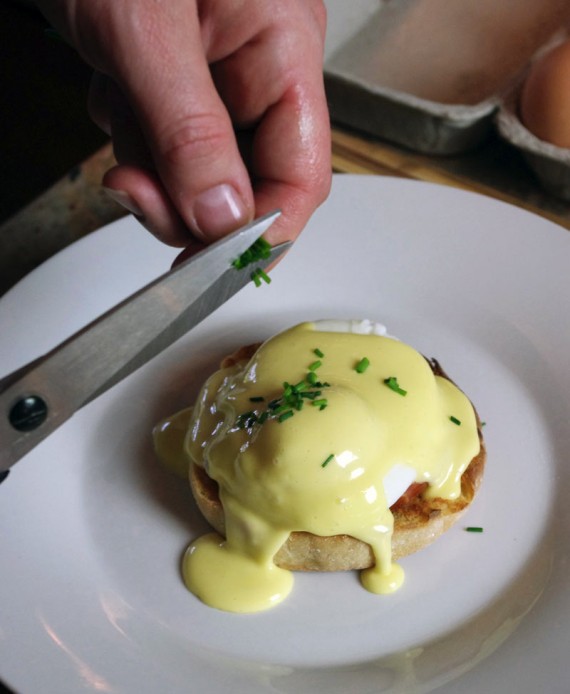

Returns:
193,184,250,239
103,187,143,216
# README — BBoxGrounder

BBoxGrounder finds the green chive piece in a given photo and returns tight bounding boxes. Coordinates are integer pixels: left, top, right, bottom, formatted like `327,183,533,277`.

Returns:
258,238,272,257
235,351,334,431
273,403,290,414
314,348,325,358
257,268,271,285
251,270,262,287
450,416,462,426
384,376,407,396
307,371,318,385
249,267,271,287
321,454,334,468
236,411,257,429
465,527,483,533
355,357,370,374
232,238,273,270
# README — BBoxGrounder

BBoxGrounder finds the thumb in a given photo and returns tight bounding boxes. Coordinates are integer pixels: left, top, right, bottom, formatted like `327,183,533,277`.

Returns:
110,4,254,241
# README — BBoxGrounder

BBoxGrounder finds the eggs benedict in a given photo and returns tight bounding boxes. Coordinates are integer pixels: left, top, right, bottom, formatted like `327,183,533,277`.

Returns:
154,320,485,613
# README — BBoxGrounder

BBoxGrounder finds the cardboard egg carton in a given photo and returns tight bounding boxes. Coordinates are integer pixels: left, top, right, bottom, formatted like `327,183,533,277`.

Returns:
324,0,570,199
495,38,570,202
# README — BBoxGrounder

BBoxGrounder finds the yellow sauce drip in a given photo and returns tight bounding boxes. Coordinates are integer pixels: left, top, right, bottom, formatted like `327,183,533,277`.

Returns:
183,533,294,613
154,322,480,613
153,408,194,479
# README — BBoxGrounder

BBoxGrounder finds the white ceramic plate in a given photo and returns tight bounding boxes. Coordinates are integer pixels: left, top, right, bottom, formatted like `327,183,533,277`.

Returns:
1,176,569,694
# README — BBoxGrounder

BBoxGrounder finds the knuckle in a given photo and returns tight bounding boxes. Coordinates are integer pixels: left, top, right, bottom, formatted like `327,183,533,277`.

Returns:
158,112,232,165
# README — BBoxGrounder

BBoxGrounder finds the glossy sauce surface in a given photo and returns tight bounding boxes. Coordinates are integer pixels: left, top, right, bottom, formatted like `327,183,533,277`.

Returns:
154,322,480,612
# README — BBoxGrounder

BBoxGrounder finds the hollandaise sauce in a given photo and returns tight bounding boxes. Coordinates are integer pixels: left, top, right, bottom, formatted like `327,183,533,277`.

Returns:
154,321,480,613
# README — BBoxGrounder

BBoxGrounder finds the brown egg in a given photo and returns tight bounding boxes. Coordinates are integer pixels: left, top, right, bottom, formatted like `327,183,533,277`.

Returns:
520,39,570,149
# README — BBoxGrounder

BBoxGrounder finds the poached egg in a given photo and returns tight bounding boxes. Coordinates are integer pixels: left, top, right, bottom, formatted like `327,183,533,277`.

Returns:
154,321,480,613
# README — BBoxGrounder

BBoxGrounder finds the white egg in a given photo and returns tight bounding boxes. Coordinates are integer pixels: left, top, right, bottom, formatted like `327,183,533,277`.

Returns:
383,463,417,507
313,318,393,337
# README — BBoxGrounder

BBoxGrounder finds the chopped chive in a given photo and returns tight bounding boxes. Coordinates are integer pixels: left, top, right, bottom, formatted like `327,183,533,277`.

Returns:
256,268,271,285
249,267,271,287
308,360,322,371
236,254,251,270
355,357,370,374
481,421,486,427
235,356,332,431
307,371,318,385
257,238,272,258
251,270,262,287
239,410,255,420
384,376,407,396
450,416,462,426
273,403,290,414
321,454,334,468
314,348,325,358
236,411,257,429
232,238,273,270
465,527,483,533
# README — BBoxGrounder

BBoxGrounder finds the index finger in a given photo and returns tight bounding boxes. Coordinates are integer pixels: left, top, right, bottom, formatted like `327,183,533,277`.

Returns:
107,2,255,239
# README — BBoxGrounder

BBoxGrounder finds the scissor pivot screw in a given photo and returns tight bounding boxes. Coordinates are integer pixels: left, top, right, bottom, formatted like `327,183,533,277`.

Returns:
9,395,48,432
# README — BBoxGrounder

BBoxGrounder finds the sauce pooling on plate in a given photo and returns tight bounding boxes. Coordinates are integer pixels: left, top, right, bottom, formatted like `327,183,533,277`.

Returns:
154,321,480,613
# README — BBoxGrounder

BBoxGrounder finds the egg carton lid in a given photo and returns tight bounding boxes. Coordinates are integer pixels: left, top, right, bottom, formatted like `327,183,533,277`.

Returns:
325,0,570,156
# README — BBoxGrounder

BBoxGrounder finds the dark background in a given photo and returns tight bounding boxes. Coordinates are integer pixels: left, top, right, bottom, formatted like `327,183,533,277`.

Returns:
1,1,107,227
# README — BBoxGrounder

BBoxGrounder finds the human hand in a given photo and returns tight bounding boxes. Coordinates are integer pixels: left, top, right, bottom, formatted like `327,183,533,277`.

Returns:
35,0,331,253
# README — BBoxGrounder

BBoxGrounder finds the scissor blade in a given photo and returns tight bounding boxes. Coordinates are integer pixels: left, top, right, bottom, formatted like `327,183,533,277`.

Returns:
86,240,289,405
0,211,288,471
